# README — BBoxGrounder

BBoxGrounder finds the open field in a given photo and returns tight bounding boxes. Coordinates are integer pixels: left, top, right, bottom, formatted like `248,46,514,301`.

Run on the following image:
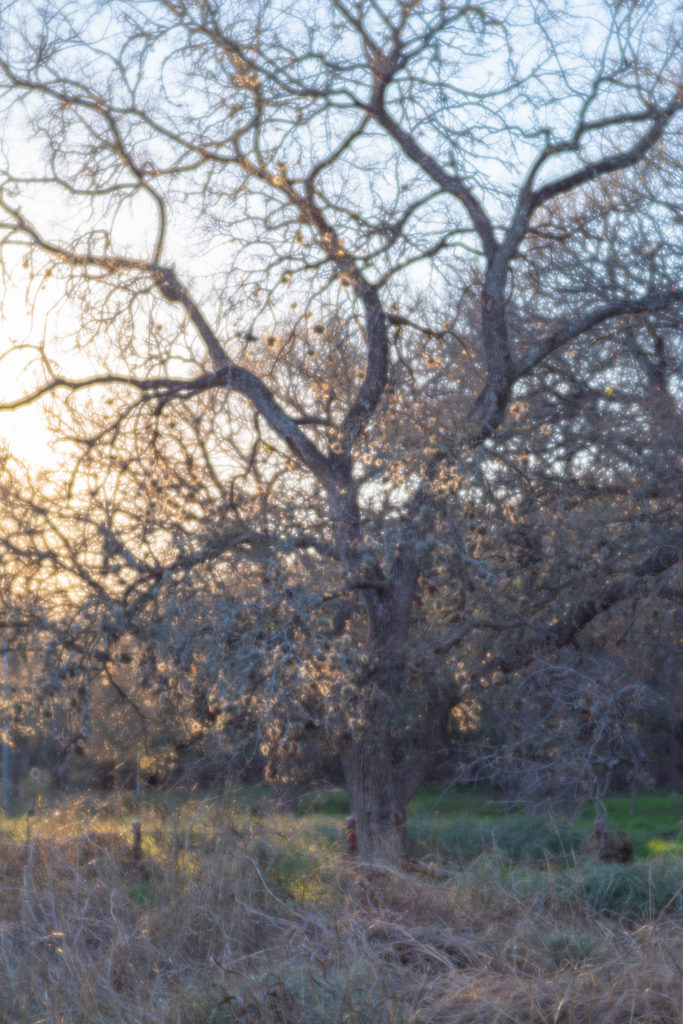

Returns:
0,789,681,1024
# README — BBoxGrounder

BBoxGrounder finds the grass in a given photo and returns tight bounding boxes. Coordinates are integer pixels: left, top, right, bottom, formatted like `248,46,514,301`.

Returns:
572,793,683,859
0,788,680,1023
406,786,683,865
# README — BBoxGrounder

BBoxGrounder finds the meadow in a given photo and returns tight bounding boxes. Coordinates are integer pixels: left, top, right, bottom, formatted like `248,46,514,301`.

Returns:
0,787,681,1024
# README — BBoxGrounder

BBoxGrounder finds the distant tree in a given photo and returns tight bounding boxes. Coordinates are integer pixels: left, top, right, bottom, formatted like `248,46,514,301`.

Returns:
0,0,681,860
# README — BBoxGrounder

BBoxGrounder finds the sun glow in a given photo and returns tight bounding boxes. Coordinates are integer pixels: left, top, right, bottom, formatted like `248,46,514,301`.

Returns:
0,405,52,468
0,267,62,468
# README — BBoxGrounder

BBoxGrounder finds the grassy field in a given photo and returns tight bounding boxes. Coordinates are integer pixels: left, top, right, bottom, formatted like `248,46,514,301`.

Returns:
0,787,681,1024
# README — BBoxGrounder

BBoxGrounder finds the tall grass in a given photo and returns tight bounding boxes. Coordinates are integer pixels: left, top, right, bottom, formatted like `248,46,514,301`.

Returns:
0,794,681,1024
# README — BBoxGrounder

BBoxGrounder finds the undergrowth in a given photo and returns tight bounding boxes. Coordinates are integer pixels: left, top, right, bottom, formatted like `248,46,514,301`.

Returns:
0,793,680,1024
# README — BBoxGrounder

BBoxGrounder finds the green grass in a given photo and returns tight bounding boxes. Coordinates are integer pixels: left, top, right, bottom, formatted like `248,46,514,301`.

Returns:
570,858,683,918
4,784,680,861
410,783,521,816
403,786,682,864
296,785,683,859
405,809,580,864
572,793,683,858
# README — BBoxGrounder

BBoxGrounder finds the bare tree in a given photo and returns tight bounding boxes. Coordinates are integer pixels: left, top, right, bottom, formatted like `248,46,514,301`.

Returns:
0,0,681,861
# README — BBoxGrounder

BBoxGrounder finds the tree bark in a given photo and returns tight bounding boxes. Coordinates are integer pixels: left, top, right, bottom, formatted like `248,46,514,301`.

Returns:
341,542,454,863
344,724,408,864
343,683,452,863
340,536,422,862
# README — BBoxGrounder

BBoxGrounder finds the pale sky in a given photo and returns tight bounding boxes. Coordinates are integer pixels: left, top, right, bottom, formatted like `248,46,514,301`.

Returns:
0,404,52,467
0,259,60,468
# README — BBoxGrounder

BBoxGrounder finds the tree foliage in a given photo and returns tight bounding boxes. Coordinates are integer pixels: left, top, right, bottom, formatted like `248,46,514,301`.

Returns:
0,0,681,859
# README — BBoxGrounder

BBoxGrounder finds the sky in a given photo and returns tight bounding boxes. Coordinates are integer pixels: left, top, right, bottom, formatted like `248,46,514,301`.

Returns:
0,406,52,467
0,0,678,470
0,275,53,466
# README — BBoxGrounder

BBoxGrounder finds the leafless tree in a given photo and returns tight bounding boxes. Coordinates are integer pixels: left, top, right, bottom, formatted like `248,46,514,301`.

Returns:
0,0,681,861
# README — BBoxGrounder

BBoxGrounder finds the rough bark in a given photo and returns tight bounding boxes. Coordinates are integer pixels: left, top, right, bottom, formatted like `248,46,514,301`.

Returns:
341,541,451,863
344,727,408,864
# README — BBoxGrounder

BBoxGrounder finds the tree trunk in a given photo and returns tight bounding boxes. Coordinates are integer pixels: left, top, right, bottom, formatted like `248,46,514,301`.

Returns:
344,724,409,864
341,646,453,865
340,545,417,863
344,685,453,864
330,488,451,863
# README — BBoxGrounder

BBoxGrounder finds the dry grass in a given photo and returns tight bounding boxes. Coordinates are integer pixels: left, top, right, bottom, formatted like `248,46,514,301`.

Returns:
0,797,681,1024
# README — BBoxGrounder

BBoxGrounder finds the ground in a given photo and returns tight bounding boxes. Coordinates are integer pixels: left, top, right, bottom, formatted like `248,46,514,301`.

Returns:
0,787,680,1023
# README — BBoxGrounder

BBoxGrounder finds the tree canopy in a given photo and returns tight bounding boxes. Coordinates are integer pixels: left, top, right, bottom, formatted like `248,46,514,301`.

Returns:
0,0,681,859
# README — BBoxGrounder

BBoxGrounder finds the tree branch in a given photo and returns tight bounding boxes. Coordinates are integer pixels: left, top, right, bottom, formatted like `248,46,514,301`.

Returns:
515,288,683,377
0,202,335,485
543,536,683,651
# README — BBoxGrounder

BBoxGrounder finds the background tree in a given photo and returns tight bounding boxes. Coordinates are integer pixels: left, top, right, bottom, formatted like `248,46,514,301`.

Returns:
0,0,681,860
